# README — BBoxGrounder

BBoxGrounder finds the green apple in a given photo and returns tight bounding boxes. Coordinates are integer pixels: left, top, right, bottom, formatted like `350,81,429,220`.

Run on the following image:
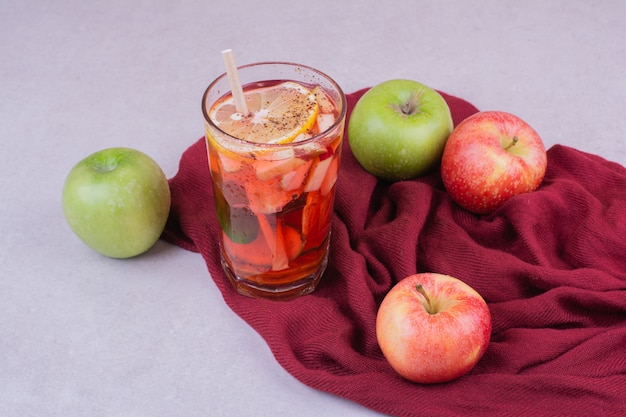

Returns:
348,79,453,181
62,147,171,258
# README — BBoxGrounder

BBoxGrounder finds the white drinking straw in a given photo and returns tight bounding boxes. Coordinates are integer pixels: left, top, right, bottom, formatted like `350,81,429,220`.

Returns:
221,49,249,115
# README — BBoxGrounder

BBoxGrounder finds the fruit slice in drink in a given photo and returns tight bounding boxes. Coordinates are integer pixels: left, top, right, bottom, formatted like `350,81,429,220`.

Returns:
210,81,320,145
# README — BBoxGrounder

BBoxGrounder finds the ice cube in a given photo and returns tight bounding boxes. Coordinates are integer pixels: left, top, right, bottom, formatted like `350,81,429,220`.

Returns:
304,157,332,192
218,151,243,173
312,86,335,114
316,113,335,133
320,157,339,196
254,156,307,181
281,159,313,191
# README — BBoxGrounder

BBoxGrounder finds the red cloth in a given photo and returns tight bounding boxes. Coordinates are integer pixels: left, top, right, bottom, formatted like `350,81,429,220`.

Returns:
163,89,626,416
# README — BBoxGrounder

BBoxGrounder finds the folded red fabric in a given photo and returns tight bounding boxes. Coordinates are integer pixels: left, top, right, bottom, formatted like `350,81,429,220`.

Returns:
162,89,626,416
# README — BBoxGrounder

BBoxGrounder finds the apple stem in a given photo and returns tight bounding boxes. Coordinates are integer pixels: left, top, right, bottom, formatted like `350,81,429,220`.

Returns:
400,91,421,115
415,284,435,314
504,136,519,150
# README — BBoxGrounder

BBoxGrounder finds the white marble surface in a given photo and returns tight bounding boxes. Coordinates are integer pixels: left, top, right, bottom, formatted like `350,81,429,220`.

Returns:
1,0,625,415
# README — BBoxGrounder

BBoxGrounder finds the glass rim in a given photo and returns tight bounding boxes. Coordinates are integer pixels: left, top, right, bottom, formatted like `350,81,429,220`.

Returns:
202,61,347,148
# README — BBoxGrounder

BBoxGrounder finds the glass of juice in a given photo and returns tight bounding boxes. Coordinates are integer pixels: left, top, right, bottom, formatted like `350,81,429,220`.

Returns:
202,62,347,300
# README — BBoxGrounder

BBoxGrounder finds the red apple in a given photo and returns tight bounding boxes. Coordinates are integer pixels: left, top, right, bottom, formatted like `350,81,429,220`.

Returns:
376,273,491,384
440,111,547,214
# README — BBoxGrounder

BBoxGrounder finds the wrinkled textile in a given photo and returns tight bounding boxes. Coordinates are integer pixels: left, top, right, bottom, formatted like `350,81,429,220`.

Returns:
162,89,626,417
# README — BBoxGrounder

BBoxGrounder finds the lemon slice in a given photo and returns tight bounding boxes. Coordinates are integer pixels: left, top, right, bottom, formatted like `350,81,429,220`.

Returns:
209,81,319,144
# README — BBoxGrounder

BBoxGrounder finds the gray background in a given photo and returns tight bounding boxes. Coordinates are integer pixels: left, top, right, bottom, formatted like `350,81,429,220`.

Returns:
2,0,624,416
